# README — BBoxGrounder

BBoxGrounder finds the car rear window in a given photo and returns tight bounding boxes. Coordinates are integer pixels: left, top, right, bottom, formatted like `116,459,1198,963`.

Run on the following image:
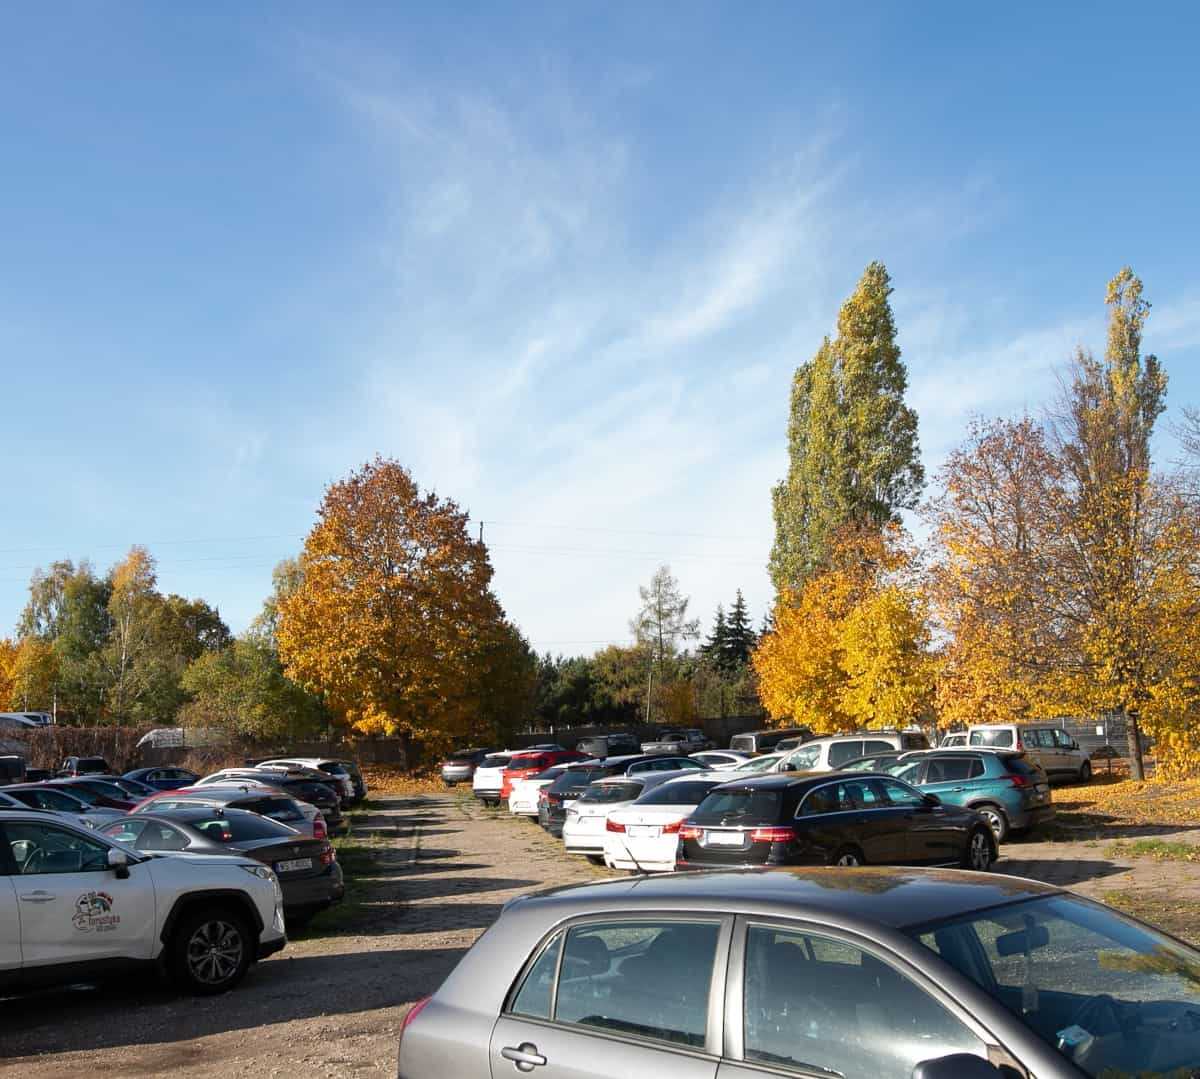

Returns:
636,780,721,806
970,729,1015,747
1004,757,1043,777
692,788,783,825
479,755,512,769
197,814,295,841
449,750,480,761
551,767,605,792
578,782,642,804
79,758,110,770
729,735,754,751
509,755,548,771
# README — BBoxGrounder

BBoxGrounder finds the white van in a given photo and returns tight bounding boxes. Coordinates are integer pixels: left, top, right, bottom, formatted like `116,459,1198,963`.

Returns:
966,723,1091,782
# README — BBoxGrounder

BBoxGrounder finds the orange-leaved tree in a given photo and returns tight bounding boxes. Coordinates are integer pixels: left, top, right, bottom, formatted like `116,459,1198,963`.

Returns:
0,637,20,708
278,457,532,749
754,525,933,733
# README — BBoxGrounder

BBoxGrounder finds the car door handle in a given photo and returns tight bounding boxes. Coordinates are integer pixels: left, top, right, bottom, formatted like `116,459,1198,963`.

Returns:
950,787,966,792
19,891,56,903
501,1042,547,1070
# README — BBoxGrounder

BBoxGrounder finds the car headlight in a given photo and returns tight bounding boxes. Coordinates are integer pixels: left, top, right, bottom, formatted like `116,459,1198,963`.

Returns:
241,864,276,882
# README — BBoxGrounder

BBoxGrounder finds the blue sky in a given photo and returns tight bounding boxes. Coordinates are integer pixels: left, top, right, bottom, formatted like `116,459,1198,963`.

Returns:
3,3,1199,652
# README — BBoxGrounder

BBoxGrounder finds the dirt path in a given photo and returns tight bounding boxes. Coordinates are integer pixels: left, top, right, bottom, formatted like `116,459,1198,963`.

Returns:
0,793,596,1076
4,792,1198,1075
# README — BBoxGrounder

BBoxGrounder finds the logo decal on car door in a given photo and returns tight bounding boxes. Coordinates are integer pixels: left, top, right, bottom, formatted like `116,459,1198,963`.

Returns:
72,891,120,932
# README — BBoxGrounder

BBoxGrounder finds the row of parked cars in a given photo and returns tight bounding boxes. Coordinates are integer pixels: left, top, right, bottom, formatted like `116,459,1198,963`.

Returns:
443,726,1065,880
407,727,1196,1078
0,752,368,998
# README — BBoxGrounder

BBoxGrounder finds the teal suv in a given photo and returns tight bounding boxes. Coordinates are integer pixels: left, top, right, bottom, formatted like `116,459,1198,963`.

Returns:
893,750,1054,842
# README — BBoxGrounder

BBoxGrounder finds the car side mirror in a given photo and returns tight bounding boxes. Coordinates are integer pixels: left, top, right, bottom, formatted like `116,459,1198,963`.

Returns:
780,762,796,772
912,1054,1003,1079
107,847,130,879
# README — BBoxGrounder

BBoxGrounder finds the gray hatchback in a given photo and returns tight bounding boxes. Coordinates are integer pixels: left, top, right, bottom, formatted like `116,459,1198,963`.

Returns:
397,868,1200,1078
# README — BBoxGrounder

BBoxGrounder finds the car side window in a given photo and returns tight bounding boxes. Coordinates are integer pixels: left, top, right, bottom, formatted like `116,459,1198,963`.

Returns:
6,821,111,875
743,925,987,1078
863,739,894,755
1051,730,1072,748
138,823,190,852
510,932,563,1019
926,757,975,783
827,741,864,768
548,921,720,1047
877,778,926,808
104,820,146,846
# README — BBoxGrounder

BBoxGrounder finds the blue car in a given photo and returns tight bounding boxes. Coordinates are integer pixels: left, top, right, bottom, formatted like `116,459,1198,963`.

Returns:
122,765,200,791
891,749,1054,842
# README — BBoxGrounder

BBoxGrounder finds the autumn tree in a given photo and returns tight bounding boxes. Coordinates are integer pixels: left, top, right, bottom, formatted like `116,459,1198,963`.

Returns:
755,526,932,732
0,639,16,709
630,565,699,723
770,263,923,591
278,457,529,748
7,637,59,711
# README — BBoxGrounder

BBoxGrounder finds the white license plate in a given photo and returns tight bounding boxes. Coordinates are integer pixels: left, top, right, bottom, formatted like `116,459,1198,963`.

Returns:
563,799,577,807
628,825,660,838
704,830,743,846
276,858,312,873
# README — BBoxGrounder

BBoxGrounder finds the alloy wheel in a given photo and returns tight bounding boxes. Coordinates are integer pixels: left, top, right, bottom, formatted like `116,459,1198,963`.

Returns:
969,831,992,870
186,919,245,986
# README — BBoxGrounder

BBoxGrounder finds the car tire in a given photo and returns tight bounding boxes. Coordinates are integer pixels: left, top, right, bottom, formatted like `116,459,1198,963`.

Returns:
168,906,253,995
962,827,996,872
1078,761,1092,784
830,846,865,868
974,804,1009,843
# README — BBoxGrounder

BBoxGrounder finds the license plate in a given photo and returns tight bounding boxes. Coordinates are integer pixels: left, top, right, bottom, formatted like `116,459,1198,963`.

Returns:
563,799,577,808
628,825,660,838
704,830,743,846
276,858,312,873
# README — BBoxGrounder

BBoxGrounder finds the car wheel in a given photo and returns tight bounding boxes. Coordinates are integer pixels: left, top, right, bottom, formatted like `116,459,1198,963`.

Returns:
975,804,1009,843
169,907,253,995
1079,761,1092,783
831,846,865,868
963,827,996,871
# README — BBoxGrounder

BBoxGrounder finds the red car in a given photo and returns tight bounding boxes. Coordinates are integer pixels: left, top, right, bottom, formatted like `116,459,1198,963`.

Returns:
500,749,589,800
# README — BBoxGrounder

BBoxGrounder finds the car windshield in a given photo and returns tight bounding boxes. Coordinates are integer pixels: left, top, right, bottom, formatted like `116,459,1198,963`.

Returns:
578,782,641,804
56,784,102,805
732,755,780,773
691,788,782,825
113,777,156,796
970,729,1015,747
841,755,898,772
911,895,1200,1078
635,780,720,806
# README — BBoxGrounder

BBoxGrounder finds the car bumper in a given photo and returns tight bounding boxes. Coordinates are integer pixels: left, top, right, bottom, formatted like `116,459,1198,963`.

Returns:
563,827,606,855
256,933,287,961
1010,804,1056,831
280,864,345,911
442,769,474,784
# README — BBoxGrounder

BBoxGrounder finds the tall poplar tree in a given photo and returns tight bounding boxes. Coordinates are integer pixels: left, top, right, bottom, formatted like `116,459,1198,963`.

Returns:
770,262,923,592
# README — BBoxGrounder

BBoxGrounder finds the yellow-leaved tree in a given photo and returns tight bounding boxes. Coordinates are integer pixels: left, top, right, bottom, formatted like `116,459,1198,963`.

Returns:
0,638,19,708
754,526,933,733
277,457,534,751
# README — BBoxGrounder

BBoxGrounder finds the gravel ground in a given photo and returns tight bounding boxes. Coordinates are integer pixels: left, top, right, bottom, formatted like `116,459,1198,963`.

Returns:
3,791,1197,1075
0,793,596,1076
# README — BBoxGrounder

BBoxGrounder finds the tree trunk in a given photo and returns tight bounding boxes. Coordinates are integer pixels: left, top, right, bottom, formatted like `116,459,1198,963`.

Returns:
1123,708,1145,781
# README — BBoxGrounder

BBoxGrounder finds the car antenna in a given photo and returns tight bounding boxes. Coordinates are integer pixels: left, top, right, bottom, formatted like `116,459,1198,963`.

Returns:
616,833,650,876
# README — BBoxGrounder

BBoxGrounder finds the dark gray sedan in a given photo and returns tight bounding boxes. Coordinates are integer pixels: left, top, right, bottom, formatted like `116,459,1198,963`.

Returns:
397,868,1200,1078
102,807,343,926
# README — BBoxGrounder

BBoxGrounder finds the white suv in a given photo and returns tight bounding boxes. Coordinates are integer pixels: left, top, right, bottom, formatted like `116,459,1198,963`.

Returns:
0,809,286,995
775,730,931,773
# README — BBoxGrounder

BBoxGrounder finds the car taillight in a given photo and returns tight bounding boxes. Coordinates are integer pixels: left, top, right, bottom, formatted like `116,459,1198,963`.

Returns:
1006,774,1031,788
679,824,703,841
320,843,336,866
661,818,684,834
750,826,795,843
538,790,549,804
399,995,432,1052
606,819,626,833
313,818,327,839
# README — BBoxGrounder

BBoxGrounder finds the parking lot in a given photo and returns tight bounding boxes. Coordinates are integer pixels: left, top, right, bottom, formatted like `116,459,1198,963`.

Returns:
3,787,1200,1076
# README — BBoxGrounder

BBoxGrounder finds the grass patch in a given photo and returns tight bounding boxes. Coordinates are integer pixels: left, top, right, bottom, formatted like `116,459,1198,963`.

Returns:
1107,838,1200,863
1051,776,1200,834
292,824,394,938
1099,889,1200,946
